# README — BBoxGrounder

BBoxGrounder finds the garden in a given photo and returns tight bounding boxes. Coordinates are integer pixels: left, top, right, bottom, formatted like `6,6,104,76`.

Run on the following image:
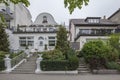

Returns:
39,26,79,71
79,34,120,73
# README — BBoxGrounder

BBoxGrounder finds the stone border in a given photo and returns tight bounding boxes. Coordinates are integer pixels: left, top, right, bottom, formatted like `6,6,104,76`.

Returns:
92,69,120,74
35,70,78,74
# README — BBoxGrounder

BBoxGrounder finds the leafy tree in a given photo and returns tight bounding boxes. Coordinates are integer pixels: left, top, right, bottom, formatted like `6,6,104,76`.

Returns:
64,0,89,14
55,25,70,58
0,0,30,7
0,23,9,52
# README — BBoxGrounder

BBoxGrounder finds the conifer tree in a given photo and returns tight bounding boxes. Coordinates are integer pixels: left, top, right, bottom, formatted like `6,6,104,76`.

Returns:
0,23,9,52
55,25,70,58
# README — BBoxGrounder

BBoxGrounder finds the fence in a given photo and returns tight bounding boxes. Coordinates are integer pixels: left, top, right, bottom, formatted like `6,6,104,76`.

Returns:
11,52,27,67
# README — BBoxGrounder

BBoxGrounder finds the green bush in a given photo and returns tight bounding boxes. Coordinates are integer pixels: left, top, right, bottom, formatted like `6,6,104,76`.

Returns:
41,60,78,71
42,49,65,60
105,62,120,70
0,51,6,71
9,51,23,59
41,48,79,71
80,40,119,70
0,59,5,70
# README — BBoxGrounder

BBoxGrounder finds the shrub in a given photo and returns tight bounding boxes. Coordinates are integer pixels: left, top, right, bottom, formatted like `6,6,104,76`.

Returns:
0,59,5,70
105,62,120,70
80,40,119,70
0,51,6,71
42,49,65,60
41,60,78,71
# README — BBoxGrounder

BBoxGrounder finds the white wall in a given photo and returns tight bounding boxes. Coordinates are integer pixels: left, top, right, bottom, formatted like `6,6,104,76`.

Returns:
13,33,56,52
10,3,32,29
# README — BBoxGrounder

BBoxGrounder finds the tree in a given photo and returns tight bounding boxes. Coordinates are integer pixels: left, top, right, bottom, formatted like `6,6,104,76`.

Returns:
0,23,9,52
109,33,120,58
55,25,70,58
64,0,89,14
0,0,30,7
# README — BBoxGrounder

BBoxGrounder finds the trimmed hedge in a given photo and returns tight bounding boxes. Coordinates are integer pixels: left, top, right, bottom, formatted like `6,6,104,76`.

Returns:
41,60,79,71
0,59,5,71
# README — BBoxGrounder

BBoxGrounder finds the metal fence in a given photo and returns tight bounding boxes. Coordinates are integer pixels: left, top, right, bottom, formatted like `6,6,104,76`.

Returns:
11,52,27,67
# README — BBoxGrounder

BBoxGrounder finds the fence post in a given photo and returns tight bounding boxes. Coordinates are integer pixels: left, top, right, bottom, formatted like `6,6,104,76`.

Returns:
35,54,42,73
4,54,12,73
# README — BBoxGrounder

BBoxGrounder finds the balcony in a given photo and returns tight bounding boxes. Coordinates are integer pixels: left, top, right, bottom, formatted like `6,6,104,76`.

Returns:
13,27,58,34
75,29,120,41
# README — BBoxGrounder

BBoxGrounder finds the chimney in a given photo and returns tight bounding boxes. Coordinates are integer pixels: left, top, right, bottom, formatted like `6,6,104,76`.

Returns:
103,15,106,19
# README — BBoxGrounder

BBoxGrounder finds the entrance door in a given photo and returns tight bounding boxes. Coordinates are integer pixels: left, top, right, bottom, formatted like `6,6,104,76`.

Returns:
38,37,44,52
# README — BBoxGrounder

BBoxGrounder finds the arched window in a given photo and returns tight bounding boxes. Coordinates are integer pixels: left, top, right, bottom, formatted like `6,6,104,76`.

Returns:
38,37,44,40
42,16,48,23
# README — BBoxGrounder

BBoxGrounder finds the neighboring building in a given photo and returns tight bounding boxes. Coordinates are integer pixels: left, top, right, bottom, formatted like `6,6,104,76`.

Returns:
0,3,32,52
108,8,120,24
69,17,120,50
0,3,32,29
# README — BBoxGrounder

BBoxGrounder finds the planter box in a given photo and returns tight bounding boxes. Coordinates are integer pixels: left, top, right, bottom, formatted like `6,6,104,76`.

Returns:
93,69,120,74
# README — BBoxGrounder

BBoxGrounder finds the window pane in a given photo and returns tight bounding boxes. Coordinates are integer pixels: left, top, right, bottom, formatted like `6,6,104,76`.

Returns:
39,41,43,46
49,40,55,46
48,37,55,39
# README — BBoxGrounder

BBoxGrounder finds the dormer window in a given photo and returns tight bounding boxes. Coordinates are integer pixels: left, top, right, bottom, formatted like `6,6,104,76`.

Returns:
85,17,100,23
42,16,48,23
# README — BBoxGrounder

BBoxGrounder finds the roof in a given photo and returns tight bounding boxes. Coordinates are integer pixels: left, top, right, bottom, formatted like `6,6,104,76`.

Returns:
108,8,120,19
70,18,118,26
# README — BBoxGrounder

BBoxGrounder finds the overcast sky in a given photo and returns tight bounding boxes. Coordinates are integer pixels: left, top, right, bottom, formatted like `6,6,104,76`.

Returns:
27,0,120,25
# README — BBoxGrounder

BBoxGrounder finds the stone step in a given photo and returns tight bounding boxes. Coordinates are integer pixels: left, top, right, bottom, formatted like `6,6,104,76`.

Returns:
77,68,89,71
11,55,37,74
11,71,35,74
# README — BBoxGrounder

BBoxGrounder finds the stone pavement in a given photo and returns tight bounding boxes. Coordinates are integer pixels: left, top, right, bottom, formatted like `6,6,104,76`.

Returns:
0,74,120,80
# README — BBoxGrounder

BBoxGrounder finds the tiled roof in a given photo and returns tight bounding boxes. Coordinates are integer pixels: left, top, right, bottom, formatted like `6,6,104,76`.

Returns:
108,8,120,19
70,18,118,26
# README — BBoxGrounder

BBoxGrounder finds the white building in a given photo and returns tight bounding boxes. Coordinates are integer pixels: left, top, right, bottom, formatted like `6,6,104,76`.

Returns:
1,3,60,52
12,12,59,52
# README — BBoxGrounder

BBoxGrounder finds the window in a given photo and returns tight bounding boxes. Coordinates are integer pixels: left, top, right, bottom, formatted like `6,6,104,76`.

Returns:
42,16,48,23
49,37,55,39
19,37,34,47
39,41,43,46
49,28,54,31
79,29,91,34
49,40,55,46
87,19,100,23
38,37,44,40
48,36,56,46
43,28,47,31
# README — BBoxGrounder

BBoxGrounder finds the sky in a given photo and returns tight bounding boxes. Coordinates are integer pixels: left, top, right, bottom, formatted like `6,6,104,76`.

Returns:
27,0,120,25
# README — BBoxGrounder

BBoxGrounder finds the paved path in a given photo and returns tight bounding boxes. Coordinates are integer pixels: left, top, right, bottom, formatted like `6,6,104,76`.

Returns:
0,74,120,80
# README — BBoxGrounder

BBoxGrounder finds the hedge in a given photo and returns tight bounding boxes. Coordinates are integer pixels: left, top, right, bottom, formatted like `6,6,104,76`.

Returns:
41,60,79,71
0,59,5,71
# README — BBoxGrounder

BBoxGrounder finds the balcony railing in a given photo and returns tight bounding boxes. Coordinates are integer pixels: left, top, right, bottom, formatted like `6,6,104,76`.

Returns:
13,28,58,33
75,29,120,41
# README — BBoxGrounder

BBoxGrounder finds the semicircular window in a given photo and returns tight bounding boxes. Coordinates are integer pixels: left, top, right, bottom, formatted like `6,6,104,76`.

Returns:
38,37,44,40
42,16,48,23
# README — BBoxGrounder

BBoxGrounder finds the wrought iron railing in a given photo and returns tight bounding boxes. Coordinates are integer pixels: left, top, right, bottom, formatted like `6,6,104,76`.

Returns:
11,52,27,67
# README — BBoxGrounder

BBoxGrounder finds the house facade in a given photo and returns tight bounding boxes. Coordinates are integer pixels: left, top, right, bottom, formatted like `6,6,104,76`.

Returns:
0,3,59,52
69,17,120,50
12,12,59,52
